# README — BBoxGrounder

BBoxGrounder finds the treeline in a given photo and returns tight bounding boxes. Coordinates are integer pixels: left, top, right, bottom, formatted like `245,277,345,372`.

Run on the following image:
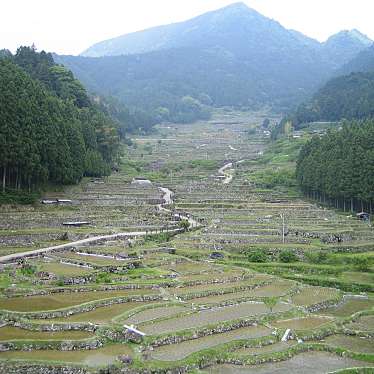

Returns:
293,72,374,126
0,46,119,193
296,120,374,212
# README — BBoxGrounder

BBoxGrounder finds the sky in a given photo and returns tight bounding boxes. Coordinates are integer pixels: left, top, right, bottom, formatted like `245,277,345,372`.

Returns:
1,0,373,55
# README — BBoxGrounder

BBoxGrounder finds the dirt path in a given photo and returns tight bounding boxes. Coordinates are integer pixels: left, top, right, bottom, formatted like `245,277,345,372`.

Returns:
0,186,198,264
158,187,200,228
0,227,183,264
218,162,234,184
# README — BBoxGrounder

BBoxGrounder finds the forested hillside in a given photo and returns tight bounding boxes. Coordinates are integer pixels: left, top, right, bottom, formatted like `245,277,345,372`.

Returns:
277,42,374,129
57,3,372,118
296,120,374,212
292,72,374,125
0,47,119,195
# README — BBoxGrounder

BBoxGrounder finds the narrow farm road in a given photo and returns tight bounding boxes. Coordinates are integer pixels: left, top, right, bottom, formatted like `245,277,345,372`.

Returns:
0,187,196,264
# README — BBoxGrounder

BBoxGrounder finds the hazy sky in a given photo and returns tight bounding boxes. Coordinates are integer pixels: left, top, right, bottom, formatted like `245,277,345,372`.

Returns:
1,0,373,55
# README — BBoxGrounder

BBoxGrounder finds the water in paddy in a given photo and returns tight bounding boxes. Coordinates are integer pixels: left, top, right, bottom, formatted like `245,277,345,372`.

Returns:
0,288,157,312
236,340,296,355
151,325,271,361
124,305,187,325
208,352,372,373
0,326,93,341
0,344,133,367
324,335,374,354
141,301,292,335
49,301,151,323
321,297,374,317
347,315,374,332
271,316,332,331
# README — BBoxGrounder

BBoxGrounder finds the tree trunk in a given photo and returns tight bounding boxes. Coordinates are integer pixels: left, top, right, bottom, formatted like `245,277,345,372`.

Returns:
2,165,6,193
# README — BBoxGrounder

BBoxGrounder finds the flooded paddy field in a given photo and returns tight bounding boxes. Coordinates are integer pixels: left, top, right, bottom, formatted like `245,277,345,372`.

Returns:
140,301,292,335
0,326,93,341
207,352,373,373
151,325,271,361
321,297,374,317
0,288,158,312
0,343,133,367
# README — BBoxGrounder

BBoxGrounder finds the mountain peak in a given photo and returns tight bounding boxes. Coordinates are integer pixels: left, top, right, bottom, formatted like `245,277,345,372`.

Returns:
326,29,372,46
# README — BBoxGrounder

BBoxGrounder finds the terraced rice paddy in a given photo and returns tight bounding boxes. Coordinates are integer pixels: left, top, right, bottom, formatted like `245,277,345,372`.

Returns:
236,340,296,355
208,352,372,373
0,344,133,367
324,335,374,354
291,287,340,308
151,325,271,361
347,315,374,332
141,301,292,335
51,301,151,323
0,326,93,341
0,111,373,372
271,316,332,331
322,297,374,317
125,305,187,325
0,288,157,312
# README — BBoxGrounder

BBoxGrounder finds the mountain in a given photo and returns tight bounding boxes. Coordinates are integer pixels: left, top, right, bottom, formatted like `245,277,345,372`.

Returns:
289,41,374,126
58,2,372,119
82,3,316,57
322,29,372,69
340,44,374,74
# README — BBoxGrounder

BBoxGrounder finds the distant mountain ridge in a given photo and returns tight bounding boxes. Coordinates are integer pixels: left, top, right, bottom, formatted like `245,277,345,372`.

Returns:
81,3,371,61
57,2,373,119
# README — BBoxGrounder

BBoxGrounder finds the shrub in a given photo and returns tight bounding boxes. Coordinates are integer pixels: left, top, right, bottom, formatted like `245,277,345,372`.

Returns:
279,249,298,263
19,264,37,276
248,249,268,263
95,273,112,284
305,251,328,264
352,257,370,272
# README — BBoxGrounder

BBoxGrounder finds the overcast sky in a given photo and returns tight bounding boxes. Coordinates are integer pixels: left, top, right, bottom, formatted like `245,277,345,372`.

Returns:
1,0,373,55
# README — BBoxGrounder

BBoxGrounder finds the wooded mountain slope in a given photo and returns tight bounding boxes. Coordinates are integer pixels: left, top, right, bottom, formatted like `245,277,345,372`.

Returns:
57,3,372,117
0,47,119,192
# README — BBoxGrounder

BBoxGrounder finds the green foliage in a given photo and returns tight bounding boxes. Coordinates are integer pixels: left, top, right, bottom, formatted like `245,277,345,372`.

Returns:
305,251,328,264
279,249,298,263
249,168,296,189
293,72,374,125
0,47,119,195
352,257,370,272
179,219,191,231
189,160,218,171
19,264,37,276
296,120,374,208
0,189,39,204
95,273,112,284
247,249,268,263
263,296,278,312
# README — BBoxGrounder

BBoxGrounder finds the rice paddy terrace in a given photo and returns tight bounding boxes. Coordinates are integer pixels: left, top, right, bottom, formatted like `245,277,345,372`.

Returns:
0,110,373,373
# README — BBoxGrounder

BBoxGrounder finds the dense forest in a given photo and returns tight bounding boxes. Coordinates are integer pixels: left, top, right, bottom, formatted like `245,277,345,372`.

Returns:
0,47,119,194
296,120,374,213
292,72,374,125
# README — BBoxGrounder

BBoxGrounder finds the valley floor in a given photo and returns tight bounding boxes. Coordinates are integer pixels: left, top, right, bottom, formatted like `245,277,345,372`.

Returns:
0,110,373,373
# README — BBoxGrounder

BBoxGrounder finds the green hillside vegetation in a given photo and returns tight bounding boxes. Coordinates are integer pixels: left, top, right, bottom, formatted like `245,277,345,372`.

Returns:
296,120,374,212
293,72,374,125
0,47,119,198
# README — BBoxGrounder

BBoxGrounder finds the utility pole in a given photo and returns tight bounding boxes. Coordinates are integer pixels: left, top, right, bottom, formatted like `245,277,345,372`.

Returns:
280,213,286,244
